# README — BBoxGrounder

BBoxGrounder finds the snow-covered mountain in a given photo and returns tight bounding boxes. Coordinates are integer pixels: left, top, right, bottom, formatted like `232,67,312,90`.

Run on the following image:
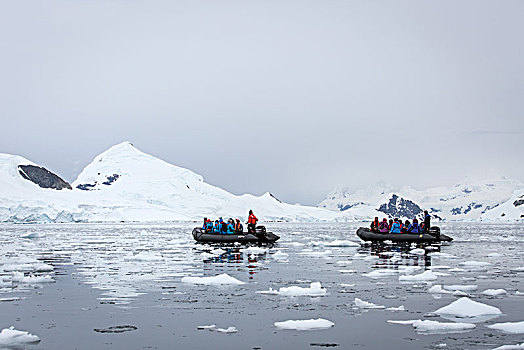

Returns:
319,179,524,222
0,142,338,223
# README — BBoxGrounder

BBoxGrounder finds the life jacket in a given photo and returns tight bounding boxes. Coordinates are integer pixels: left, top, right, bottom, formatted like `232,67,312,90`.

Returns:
213,223,220,232
248,214,258,224
205,222,213,232
235,222,243,232
227,223,235,234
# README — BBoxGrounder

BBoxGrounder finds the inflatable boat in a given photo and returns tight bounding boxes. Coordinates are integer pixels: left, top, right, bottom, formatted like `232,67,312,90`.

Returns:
192,226,280,244
356,227,453,243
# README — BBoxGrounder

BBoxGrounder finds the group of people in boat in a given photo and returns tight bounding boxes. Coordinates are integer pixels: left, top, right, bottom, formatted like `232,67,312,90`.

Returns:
370,210,431,234
202,210,259,235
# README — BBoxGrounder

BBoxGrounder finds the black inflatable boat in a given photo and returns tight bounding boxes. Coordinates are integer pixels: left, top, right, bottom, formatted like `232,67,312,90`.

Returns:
356,227,453,243
192,226,280,244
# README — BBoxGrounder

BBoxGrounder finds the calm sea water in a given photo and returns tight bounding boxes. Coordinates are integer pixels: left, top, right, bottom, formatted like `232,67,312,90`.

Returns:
0,222,523,349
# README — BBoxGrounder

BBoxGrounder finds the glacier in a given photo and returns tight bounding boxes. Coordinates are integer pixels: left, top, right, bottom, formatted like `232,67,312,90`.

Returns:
1,141,522,223
0,142,338,223
318,180,524,222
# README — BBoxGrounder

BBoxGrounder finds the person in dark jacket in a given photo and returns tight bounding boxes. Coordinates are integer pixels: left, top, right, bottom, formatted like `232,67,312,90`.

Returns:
234,219,243,233
423,210,431,233
370,217,380,232
407,218,421,233
202,218,208,230
402,220,410,233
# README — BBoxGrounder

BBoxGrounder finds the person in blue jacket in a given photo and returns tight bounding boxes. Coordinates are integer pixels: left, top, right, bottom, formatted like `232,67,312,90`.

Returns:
205,219,213,232
407,218,421,233
226,219,236,234
213,220,221,233
389,218,402,233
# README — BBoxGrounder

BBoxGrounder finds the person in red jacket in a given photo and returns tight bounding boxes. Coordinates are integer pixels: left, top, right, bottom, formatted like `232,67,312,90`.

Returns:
246,210,258,234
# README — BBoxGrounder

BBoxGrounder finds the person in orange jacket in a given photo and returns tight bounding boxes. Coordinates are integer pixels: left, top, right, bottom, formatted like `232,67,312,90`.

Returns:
246,210,258,234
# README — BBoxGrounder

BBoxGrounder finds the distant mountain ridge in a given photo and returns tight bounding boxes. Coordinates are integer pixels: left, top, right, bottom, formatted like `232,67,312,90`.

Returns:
0,142,522,223
318,180,524,221
0,142,337,223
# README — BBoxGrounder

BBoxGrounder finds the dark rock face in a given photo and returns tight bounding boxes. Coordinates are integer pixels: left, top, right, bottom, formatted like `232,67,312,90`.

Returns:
18,165,72,190
451,202,483,215
377,194,423,218
76,173,120,191
514,195,524,207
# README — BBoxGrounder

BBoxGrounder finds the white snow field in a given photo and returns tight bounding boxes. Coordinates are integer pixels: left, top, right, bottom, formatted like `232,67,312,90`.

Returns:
1,142,523,223
274,318,334,330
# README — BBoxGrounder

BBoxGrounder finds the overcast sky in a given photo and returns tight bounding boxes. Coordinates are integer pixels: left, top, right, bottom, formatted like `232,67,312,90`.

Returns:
1,1,523,205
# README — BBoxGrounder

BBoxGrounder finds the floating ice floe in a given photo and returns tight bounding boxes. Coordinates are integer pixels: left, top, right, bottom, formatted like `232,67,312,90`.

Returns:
515,291,524,296
487,321,524,334
488,253,503,258
274,318,334,330
11,272,54,284
443,285,478,292
339,269,357,274
181,273,245,285
323,240,360,247
399,270,437,282
354,298,385,309
428,285,452,294
482,289,507,296
197,325,216,330
272,251,289,260
409,248,425,255
385,305,405,311
434,297,502,320
20,232,45,239
298,250,332,257
257,282,327,297
449,268,465,273
459,261,491,269
511,267,524,272
363,270,397,279
241,247,267,254
125,252,163,261
213,327,238,333
387,319,475,334
0,327,40,346
492,343,524,349
453,290,469,296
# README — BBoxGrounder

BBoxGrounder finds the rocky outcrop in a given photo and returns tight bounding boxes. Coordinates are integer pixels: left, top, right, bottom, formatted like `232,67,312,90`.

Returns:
18,165,72,190
377,194,423,219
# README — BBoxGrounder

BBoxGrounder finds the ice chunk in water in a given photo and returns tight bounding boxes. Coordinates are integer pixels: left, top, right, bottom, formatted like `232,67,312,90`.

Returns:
274,318,334,330
354,298,385,309
492,343,524,349
482,289,507,296
181,273,245,285
258,282,327,297
399,270,437,282
434,297,502,319
387,319,475,334
487,321,524,334
443,285,478,292
0,327,40,346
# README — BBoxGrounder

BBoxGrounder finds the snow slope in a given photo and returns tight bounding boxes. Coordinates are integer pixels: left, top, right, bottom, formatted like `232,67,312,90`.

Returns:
0,142,338,223
319,179,524,221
